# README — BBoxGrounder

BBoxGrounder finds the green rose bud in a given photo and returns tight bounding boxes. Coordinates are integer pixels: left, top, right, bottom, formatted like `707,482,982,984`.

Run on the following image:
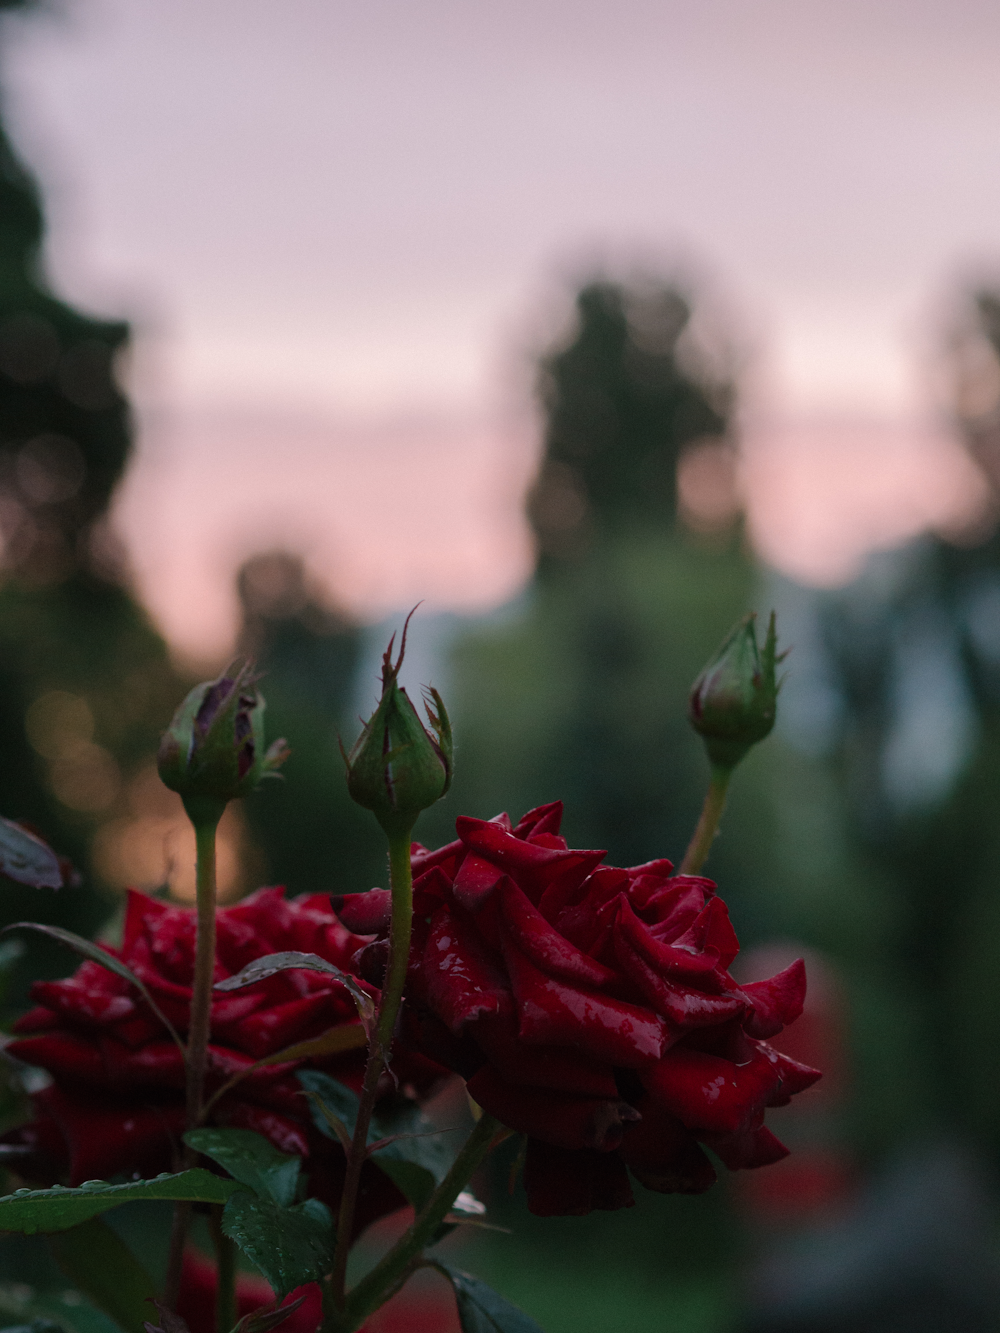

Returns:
688,611,783,771
344,619,453,839
157,660,289,825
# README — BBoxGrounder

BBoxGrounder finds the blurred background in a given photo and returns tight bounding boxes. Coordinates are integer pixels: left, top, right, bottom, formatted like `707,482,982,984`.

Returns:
1,0,1000,1329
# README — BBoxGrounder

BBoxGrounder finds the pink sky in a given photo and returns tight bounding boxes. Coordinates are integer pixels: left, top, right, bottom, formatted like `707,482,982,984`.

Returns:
3,1,999,656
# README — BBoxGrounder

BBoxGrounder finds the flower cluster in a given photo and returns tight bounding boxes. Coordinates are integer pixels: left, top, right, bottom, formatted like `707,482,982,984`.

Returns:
338,801,820,1217
4,887,441,1228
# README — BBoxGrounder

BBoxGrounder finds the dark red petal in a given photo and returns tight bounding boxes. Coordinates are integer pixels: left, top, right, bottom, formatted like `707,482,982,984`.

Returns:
472,1012,619,1098
762,1045,822,1105
8,1033,105,1083
618,1094,717,1194
642,1043,782,1135
456,816,604,903
612,920,745,1031
513,801,564,839
330,890,392,935
218,1103,310,1157
643,884,709,938
452,853,506,912
523,1139,634,1216
467,1064,639,1152
410,836,464,878
423,905,512,1033
670,897,739,970
101,1037,186,1087
31,980,134,1027
121,887,173,956
740,958,808,1039
229,993,346,1059
498,878,616,989
36,1084,183,1183
616,898,725,989
702,1122,789,1170
503,938,667,1068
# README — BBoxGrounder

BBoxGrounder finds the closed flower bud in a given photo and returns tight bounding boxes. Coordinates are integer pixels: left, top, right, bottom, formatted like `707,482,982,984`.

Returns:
689,611,782,770
344,619,453,839
157,660,289,824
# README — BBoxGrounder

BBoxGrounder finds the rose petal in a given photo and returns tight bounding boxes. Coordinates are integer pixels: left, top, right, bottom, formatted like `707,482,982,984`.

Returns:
472,1012,619,1098
617,1094,717,1194
612,920,745,1031
740,958,808,1039
503,938,668,1068
423,905,512,1033
642,1043,782,1135
523,1139,635,1216
616,899,725,988
702,1121,789,1170
330,890,392,935
670,897,740,970
467,1064,639,1152
512,801,564,840
498,878,617,989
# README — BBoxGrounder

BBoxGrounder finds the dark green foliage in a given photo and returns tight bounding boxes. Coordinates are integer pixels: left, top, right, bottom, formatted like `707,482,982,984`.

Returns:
182,1126,334,1300
219,1193,333,1301
48,1218,156,1333
0,1170,242,1233
431,1264,545,1333
299,1070,458,1211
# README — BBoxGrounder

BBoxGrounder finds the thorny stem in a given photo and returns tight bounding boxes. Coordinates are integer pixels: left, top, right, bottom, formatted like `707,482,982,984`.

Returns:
328,830,415,1314
679,765,732,875
187,817,221,1127
165,813,221,1307
337,1112,502,1333
210,1205,237,1333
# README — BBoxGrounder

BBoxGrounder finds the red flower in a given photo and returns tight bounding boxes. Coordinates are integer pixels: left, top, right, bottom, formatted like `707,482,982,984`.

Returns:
5,887,442,1230
338,802,820,1217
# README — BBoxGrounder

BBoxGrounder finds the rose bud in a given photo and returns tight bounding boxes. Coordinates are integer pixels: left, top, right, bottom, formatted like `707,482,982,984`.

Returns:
157,660,289,823
688,611,782,771
344,624,452,839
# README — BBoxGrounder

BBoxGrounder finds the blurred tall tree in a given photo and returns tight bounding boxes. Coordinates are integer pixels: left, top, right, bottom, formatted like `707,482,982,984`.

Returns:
237,551,385,895
0,6,180,952
429,279,758,879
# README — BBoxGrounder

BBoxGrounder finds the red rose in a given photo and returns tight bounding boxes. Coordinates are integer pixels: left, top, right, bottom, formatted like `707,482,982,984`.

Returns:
5,887,442,1230
338,802,820,1218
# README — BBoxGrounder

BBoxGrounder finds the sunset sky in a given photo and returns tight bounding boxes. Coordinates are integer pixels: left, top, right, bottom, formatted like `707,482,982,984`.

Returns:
2,0,998,657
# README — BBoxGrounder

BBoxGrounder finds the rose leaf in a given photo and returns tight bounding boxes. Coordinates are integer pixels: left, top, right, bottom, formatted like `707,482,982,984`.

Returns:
0,1170,244,1235
183,1127,301,1207
49,1216,157,1333
213,952,375,1036
220,1194,333,1301
0,818,63,889
429,1265,545,1333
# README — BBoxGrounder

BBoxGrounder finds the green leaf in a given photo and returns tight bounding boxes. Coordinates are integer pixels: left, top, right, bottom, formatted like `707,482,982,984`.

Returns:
221,1194,333,1301
431,1266,545,1333
0,818,62,889
184,1127,300,1207
1,923,185,1059
49,1217,157,1333
297,1071,459,1213
0,1284,118,1333
228,1294,306,1333
214,953,375,1034
0,1169,243,1234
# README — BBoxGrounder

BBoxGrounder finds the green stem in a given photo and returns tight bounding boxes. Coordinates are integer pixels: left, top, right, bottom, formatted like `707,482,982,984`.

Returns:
327,830,415,1315
338,1113,501,1333
679,765,732,875
187,817,221,1128
165,814,221,1308
210,1205,237,1333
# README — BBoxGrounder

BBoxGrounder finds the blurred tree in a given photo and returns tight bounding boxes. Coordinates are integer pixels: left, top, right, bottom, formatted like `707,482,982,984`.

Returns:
0,7,180,955
237,551,385,895
428,278,756,882
781,287,1000,1158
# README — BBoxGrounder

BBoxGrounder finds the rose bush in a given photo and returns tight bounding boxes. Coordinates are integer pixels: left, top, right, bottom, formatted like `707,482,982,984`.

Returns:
337,801,821,1217
4,887,442,1228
